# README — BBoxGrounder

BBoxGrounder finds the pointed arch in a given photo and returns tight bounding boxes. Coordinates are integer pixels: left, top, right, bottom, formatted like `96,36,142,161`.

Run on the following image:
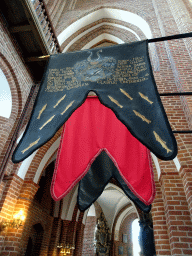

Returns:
58,8,152,49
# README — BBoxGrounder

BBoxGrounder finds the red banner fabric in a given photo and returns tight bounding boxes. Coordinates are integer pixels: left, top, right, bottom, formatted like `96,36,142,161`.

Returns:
51,97,155,205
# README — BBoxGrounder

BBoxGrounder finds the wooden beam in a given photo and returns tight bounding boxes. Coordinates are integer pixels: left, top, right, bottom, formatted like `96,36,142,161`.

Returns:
9,24,32,33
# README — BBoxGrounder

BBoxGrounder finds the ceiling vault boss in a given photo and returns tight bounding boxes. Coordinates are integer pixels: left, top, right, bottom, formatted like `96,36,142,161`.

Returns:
12,40,177,212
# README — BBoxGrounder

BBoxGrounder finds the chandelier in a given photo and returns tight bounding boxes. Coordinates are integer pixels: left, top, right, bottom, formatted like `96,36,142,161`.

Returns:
57,243,75,255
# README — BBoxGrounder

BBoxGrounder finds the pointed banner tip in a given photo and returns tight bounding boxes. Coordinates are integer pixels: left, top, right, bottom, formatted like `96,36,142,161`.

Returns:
77,151,153,213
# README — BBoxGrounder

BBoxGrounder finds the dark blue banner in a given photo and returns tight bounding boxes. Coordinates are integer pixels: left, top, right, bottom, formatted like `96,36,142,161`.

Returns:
12,40,177,163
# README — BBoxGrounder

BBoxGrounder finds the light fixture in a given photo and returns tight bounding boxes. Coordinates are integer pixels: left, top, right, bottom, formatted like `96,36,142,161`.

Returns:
57,243,75,255
0,210,25,232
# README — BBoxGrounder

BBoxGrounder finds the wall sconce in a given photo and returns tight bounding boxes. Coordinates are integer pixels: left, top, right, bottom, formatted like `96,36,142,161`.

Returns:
0,210,25,232
57,243,75,255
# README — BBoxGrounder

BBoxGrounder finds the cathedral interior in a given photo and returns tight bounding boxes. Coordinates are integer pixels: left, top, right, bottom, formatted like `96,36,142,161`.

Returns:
0,0,192,255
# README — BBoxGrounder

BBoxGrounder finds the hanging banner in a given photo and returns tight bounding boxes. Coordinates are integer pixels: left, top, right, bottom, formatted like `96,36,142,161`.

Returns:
12,40,177,163
51,97,155,211
78,150,152,213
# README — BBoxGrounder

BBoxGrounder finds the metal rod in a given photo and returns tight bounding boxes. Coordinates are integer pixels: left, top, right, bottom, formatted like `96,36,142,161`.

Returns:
148,32,192,43
26,32,192,61
160,92,192,96
173,131,192,133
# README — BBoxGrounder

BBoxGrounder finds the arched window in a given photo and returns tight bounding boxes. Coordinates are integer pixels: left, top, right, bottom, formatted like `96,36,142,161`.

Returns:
132,218,141,256
0,68,12,118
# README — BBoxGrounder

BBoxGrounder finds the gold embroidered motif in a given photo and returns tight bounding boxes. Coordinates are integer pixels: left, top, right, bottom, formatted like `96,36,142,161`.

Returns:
139,92,153,104
40,55,50,59
53,94,66,108
37,104,47,119
61,101,75,115
153,131,172,153
39,115,55,130
108,96,123,108
120,88,133,100
21,138,40,154
133,110,151,124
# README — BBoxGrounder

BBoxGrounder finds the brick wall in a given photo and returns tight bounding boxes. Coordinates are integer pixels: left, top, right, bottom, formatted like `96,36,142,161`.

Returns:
0,174,24,255
0,14,33,176
160,171,192,255
152,162,172,255
74,211,85,256
55,0,156,36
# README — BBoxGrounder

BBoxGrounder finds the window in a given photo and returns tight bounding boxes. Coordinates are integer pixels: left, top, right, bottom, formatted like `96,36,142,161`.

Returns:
0,69,12,118
132,218,141,256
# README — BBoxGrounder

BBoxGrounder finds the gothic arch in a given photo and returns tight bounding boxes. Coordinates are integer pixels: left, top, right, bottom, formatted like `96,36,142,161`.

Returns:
113,205,139,240
0,54,22,121
58,8,159,70
112,203,138,243
58,8,152,51
61,19,145,52
0,54,23,176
